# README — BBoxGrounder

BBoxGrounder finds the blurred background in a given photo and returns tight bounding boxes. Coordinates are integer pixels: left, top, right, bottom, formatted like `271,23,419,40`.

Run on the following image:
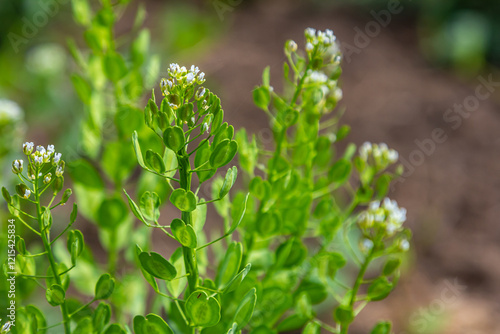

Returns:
1,0,500,333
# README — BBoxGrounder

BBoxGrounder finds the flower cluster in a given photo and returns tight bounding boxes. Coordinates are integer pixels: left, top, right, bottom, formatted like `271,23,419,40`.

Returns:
304,28,338,54
161,64,206,92
357,198,409,252
13,142,65,181
359,142,399,169
159,64,207,110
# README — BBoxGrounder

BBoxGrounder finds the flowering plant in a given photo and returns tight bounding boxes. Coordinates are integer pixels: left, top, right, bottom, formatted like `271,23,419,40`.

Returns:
1,1,412,331
3,144,116,333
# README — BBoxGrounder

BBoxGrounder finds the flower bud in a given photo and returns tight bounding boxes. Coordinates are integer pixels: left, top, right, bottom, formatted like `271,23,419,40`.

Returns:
195,87,206,100
286,40,297,53
23,142,34,155
44,173,52,184
11,160,23,174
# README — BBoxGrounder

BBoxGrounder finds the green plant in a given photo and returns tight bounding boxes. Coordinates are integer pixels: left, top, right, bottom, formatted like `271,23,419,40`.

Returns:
125,62,252,333
2,144,117,333
226,28,411,333
125,28,411,333
67,0,160,323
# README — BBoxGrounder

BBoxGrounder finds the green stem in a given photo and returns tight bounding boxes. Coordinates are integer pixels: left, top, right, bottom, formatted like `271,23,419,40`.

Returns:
34,182,71,334
178,154,199,298
340,249,374,334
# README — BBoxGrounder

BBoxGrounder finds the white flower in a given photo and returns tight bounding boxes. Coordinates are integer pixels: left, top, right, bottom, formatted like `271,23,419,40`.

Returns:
0,99,22,122
361,239,374,252
305,42,313,52
44,173,52,184
306,70,328,83
186,72,195,83
2,321,11,332
359,142,372,160
56,165,64,177
47,145,55,154
202,123,209,134
190,65,200,74
23,142,34,155
160,78,167,91
53,152,62,164
23,189,31,199
399,239,410,251
36,145,46,155
197,72,205,82
12,159,23,174
196,87,206,100
286,40,297,53
305,28,316,38
34,155,43,165
333,88,343,101
387,149,399,163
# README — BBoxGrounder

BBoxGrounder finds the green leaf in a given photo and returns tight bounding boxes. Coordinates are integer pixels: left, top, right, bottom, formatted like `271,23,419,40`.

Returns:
221,263,251,294
276,239,307,268
2,187,11,204
370,321,392,334
131,29,150,67
92,302,111,332
276,314,309,332
135,245,158,292
262,66,271,87
334,305,354,326
124,190,148,224
216,242,242,289
166,248,187,298
67,230,84,265
253,86,271,110
132,131,147,169
46,284,65,306
103,52,127,82
71,0,92,26
133,314,174,334
104,324,127,334
383,258,401,276
140,191,161,222
195,141,216,183
71,74,92,105
210,139,238,168
232,288,257,330
227,193,249,235
316,251,346,280
163,126,185,152
219,166,237,199
97,197,128,230
169,188,197,212
256,211,281,237
138,252,177,280
95,274,115,300
185,290,221,327
375,174,391,199
302,322,321,334
170,219,197,248
329,159,352,184
15,236,26,255
74,317,93,334
367,277,393,301
145,150,166,174
70,203,78,224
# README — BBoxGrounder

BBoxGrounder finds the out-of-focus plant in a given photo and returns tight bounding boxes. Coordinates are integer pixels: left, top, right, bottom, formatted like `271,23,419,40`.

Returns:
226,28,411,333
66,0,160,322
2,143,116,333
